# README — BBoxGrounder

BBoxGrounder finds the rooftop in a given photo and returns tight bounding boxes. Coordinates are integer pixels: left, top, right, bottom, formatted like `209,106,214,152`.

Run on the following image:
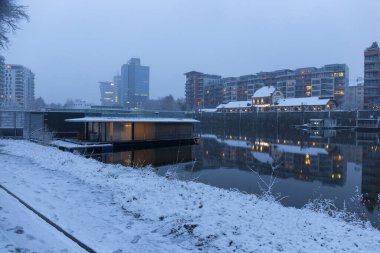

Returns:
216,100,252,109
273,97,332,107
252,86,276,98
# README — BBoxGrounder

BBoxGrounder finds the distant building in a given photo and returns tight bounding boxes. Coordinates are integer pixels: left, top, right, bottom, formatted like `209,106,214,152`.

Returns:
203,75,265,109
345,77,364,110
120,58,149,109
257,65,348,106
203,77,226,108
239,75,265,101
209,86,334,113
277,79,296,98
364,42,380,110
0,56,5,106
3,64,35,108
113,74,122,100
66,99,93,109
221,77,239,103
186,64,349,110
99,76,120,106
184,71,221,110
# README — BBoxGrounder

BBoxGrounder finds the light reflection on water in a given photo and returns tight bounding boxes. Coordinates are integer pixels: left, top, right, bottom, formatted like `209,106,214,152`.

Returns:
91,129,380,229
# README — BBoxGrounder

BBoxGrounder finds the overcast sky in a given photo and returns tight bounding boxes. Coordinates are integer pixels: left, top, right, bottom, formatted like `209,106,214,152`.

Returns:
2,0,380,104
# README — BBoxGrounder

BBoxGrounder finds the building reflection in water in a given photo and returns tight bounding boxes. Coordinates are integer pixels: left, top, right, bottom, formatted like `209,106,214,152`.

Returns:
196,131,380,223
198,134,346,186
362,144,380,212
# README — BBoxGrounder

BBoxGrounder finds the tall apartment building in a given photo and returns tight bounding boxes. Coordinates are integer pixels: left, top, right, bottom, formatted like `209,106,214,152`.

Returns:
273,64,348,105
0,56,5,106
3,64,35,108
184,71,221,110
203,77,225,108
99,82,118,106
240,75,264,100
186,64,349,109
120,58,149,109
99,74,121,106
364,42,380,110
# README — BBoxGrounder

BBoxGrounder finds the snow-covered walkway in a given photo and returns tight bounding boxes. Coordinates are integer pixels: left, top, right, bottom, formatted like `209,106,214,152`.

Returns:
0,140,379,253
0,187,84,252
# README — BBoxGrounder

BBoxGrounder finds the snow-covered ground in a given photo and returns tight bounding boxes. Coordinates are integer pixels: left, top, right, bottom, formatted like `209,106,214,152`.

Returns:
0,189,84,252
0,140,379,253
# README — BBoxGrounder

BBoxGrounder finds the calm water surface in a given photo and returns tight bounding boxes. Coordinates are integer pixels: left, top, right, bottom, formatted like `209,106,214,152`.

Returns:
92,128,380,228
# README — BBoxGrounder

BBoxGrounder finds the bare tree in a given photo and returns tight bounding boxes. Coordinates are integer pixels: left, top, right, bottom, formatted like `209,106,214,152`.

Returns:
0,0,29,48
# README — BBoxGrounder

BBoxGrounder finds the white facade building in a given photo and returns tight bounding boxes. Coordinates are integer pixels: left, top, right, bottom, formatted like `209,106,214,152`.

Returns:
3,64,35,108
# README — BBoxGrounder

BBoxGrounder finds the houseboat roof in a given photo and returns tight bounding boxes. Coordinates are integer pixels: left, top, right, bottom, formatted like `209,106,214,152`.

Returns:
65,117,199,123
252,86,276,98
273,97,332,107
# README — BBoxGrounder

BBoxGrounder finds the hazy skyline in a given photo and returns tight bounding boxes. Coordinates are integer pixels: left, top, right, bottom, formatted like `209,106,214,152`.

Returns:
1,0,380,104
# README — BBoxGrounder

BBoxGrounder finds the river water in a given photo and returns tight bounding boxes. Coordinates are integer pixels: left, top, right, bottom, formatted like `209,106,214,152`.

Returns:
91,127,380,228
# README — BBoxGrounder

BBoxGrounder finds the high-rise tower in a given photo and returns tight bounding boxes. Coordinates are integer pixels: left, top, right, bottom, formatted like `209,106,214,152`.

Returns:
120,58,149,108
364,42,380,110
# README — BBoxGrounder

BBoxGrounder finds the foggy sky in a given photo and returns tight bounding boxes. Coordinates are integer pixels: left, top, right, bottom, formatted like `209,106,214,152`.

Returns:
2,0,380,104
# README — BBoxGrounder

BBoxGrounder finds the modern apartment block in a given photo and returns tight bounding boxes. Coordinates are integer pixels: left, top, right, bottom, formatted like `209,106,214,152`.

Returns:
120,58,149,109
186,64,349,110
203,77,226,109
184,71,221,110
2,64,35,108
364,42,380,110
270,64,348,105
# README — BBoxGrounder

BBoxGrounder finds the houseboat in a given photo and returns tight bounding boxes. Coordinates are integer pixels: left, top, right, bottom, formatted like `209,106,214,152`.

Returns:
65,117,199,150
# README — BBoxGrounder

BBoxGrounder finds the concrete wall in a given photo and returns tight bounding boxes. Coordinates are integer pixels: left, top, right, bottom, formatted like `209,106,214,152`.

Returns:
196,111,361,132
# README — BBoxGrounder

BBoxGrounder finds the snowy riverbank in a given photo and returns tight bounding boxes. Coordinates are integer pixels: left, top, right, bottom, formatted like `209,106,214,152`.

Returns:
0,140,380,252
